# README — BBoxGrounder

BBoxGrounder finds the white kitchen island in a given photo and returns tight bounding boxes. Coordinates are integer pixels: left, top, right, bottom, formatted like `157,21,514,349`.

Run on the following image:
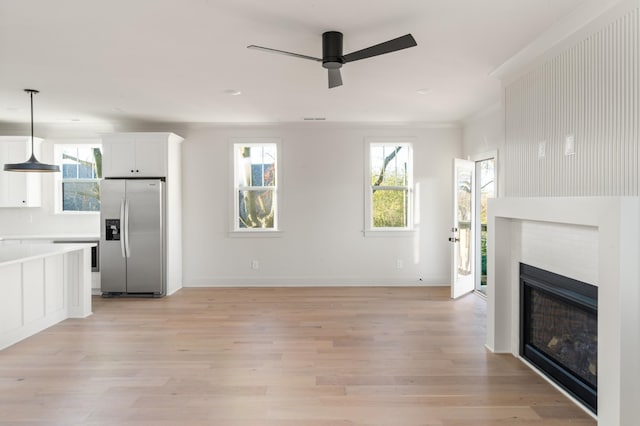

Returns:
0,243,94,350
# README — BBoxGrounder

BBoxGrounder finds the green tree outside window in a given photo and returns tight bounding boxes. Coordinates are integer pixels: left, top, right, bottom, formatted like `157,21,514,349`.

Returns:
370,143,412,229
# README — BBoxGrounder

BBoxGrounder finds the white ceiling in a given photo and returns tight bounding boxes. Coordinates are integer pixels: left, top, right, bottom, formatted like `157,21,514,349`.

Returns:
0,0,587,126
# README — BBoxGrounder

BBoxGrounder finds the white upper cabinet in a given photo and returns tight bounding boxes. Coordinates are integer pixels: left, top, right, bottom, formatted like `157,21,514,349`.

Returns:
0,137,42,207
103,138,136,177
101,133,181,178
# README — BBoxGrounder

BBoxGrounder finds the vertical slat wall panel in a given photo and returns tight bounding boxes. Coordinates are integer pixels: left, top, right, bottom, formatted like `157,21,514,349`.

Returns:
636,8,640,194
504,7,640,197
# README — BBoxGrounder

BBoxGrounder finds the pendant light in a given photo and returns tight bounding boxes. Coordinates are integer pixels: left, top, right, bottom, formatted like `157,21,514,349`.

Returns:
3,89,60,172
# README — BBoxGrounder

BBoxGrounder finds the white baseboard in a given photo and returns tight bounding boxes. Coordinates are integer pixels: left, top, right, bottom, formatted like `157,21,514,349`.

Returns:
184,276,450,287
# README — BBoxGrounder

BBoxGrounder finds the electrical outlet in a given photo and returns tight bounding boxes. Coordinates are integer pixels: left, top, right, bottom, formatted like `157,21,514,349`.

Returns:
396,259,404,269
564,134,575,156
538,141,546,159
251,260,259,270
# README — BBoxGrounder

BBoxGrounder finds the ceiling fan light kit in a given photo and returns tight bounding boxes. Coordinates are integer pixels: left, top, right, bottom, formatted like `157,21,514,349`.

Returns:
248,31,417,88
4,89,60,173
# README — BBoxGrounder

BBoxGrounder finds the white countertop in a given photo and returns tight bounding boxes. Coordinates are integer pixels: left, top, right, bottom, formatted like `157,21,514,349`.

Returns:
0,234,99,242
0,242,97,267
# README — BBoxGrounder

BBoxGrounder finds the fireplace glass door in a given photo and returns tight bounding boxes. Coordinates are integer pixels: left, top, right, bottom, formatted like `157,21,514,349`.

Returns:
520,264,598,413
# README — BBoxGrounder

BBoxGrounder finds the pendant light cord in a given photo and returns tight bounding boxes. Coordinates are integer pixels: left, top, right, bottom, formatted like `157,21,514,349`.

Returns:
29,90,34,155
24,88,39,158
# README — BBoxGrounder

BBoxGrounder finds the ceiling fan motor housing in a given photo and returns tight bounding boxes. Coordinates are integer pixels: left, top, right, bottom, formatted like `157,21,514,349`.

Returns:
322,31,344,69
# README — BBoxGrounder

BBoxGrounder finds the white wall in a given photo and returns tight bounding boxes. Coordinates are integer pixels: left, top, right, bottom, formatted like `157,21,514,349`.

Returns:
462,103,504,158
0,121,462,286
181,124,462,287
520,220,598,285
462,103,505,196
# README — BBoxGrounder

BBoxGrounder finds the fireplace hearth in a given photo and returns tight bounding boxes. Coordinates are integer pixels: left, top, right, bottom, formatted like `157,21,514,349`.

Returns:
520,263,598,413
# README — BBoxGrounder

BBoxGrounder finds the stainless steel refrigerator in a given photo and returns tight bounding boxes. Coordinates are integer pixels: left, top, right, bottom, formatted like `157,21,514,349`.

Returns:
100,179,165,296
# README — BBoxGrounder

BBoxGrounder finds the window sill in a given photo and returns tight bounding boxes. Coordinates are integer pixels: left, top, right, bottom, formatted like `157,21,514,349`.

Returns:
54,211,100,216
228,230,283,238
363,229,415,238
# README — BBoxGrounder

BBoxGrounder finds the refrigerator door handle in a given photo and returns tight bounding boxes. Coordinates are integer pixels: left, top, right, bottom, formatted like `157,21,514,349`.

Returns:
120,199,126,258
124,198,131,258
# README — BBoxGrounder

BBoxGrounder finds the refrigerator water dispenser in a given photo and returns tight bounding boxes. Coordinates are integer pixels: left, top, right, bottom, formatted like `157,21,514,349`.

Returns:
105,219,120,241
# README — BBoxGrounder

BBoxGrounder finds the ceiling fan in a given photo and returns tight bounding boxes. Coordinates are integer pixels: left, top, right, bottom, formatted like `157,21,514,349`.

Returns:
247,31,417,88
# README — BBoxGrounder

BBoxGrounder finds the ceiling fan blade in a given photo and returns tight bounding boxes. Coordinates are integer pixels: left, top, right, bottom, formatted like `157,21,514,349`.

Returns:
343,34,417,63
328,68,343,88
247,45,322,62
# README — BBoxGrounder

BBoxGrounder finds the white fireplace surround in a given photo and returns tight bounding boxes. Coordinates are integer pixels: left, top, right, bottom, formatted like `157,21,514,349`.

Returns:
487,197,640,426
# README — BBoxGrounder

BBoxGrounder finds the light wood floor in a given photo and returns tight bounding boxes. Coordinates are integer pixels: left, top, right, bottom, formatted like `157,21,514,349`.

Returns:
0,287,595,426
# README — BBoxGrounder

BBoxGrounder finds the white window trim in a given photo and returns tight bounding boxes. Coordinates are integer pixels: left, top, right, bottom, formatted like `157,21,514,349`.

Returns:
53,142,102,215
228,138,282,236
363,138,415,237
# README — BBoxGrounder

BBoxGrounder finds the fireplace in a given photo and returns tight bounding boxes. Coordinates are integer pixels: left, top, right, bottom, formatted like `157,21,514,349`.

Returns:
520,263,598,413
488,197,640,425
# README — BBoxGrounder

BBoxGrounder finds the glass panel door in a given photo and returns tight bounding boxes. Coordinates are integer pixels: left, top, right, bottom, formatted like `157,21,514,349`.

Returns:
475,157,496,295
451,158,474,299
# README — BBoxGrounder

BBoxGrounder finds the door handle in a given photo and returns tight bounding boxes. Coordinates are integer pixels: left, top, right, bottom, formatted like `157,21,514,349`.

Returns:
120,199,126,258
124,199,131,258
449,226,459,243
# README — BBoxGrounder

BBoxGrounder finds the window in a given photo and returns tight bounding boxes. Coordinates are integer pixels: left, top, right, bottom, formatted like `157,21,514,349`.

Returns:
367,142,413,231
233,142,278,231
55,144,102,212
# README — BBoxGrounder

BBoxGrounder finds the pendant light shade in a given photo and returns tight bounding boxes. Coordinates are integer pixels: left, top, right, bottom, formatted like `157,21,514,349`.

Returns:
4,89,60,173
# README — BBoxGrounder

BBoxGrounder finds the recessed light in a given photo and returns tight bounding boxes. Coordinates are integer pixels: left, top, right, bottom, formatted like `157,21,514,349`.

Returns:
416,88,433,95
224,89,242,96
